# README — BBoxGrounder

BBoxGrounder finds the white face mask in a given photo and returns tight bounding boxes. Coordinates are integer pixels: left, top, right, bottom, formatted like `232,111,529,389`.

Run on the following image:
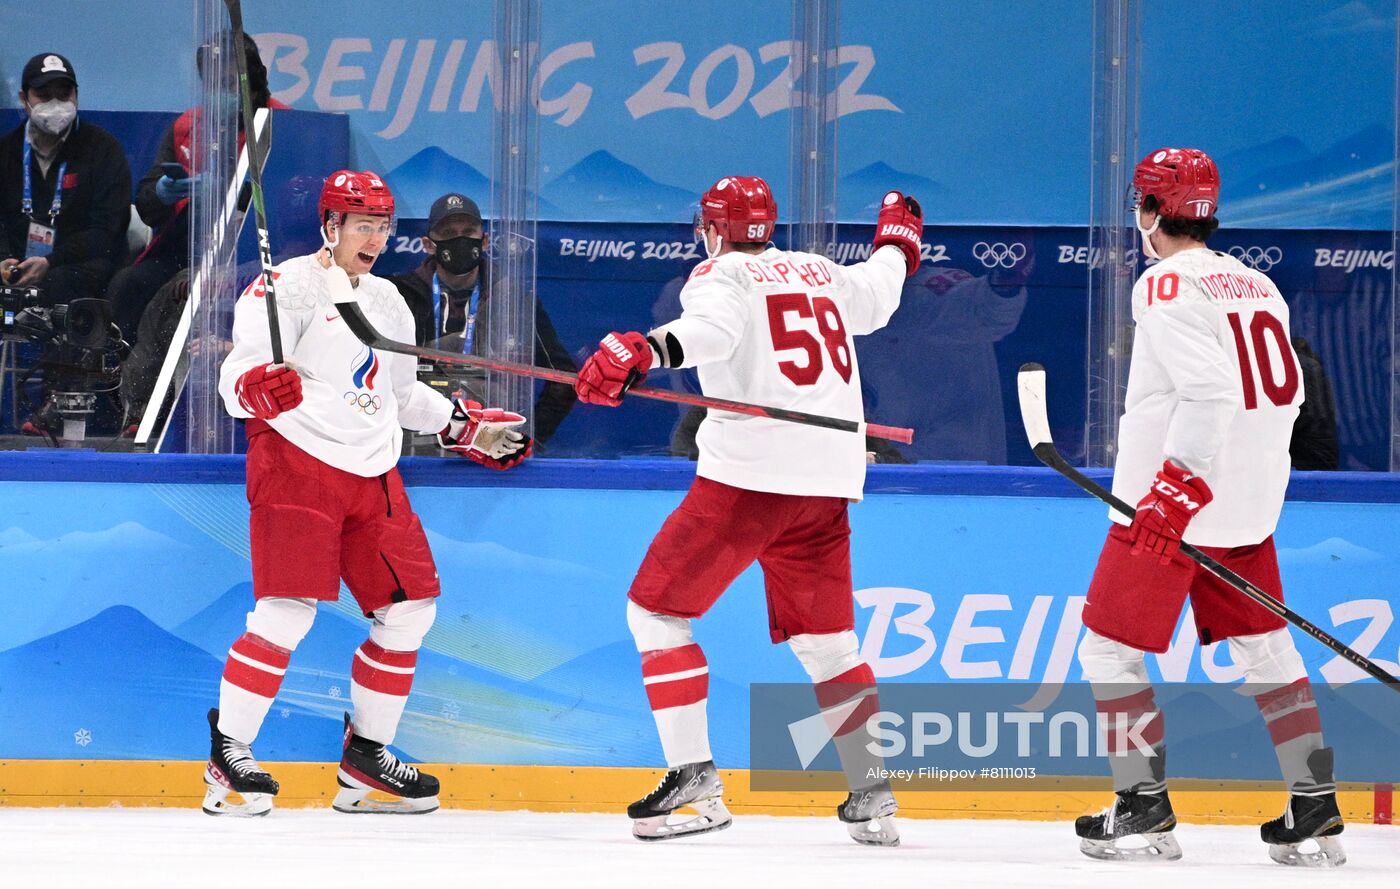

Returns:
28,98,76,136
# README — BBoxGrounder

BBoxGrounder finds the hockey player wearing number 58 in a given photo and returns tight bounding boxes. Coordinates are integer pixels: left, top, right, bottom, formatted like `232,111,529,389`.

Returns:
1073,148,1345,867
200,170,532,817
575,177,922,845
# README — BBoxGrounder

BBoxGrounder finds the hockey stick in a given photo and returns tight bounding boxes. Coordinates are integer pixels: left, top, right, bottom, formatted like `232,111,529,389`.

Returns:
334,300,915,444
224,0,282,365
1017,362,1400,691
134,110,268,449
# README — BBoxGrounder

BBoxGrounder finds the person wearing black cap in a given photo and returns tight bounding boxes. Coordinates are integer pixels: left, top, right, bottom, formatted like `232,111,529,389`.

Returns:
0,52,131,303
389,192,578,446
1,52,132,436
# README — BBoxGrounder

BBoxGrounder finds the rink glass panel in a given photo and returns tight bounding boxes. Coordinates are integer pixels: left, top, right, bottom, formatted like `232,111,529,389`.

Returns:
0,2,1397,465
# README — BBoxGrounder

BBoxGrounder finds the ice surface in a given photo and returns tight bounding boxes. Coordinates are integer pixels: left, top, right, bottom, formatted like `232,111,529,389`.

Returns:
0,808,1394,888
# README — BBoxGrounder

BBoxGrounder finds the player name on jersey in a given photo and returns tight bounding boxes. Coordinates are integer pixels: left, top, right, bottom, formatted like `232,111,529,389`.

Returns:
1198,271,1279,302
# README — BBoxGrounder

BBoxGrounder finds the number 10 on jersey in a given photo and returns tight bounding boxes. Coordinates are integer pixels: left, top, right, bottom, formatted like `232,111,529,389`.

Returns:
766,292,852,385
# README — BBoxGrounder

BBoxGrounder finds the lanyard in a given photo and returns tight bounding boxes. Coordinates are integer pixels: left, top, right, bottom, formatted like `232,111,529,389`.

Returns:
22,126,67,225
432,273,480,354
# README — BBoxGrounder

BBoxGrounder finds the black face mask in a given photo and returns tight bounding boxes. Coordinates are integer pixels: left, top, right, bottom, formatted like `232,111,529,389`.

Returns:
432,236,482,276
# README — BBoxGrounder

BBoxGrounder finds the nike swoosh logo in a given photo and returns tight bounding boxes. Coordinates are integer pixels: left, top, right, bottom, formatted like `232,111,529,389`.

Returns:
325,314,340,322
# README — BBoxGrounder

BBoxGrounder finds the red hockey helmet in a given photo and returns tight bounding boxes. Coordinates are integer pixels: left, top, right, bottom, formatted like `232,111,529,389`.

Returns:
1132,148,1219,220
319,169,395,224
698,176,777,244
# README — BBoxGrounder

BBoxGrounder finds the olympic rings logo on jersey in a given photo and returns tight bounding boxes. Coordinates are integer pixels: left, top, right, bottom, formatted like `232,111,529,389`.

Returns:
971,242,1027,269
343,391,383,415
1228,245,1283,272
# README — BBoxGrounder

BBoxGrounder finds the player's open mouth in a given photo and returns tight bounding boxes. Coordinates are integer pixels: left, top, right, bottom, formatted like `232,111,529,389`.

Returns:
357,251,376,264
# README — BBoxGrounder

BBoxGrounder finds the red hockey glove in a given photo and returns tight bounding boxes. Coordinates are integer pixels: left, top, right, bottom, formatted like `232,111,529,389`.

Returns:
235,363,303,420
437,396,533,470
575,331,654,406
873,191,924,277
1129,460,1213,564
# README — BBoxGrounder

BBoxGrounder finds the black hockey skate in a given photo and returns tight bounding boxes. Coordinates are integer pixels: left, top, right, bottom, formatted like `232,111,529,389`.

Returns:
1075,790,1181,861
1261,793,1346,867
333,713,440,814
1262,745,1346,867
202,708,279,817
628,760,732,841
837,780,900,846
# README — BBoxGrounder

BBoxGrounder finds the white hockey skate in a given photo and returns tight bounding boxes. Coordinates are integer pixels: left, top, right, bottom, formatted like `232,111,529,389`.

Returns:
332,714,440,814
628,760,733,841
1076,790,1182,862
837,782,900,847
202,708,278,817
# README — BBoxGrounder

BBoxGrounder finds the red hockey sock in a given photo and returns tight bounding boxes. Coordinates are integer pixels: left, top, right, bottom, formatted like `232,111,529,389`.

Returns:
1254,678,1328,792
1094,685,1166,793
641,643,712,767
350,639,418,745
218,632,292,744
816,663,886,789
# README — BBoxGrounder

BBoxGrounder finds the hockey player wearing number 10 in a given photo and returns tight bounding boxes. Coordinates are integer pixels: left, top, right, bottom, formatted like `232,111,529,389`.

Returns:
201,170,532,817
574,176,923,845
1073,148,1345,867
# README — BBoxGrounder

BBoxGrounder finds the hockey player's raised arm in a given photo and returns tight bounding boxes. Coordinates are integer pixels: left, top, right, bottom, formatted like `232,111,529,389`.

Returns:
1140,290,1243,477
834,191,924,335
218,269,307,418
833,245,907,336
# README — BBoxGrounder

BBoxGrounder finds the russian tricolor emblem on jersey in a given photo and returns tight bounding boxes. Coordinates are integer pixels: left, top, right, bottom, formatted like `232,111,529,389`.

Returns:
351,346,379,391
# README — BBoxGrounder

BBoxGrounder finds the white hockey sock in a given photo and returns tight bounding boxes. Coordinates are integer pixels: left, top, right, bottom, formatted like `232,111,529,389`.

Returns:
217,633,291,745
641,643,713,767
350,639,418,745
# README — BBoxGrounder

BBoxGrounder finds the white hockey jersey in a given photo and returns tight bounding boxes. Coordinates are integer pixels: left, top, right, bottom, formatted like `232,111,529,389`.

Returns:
219,253,452,477
1112,247,1303,546
653,244,906,500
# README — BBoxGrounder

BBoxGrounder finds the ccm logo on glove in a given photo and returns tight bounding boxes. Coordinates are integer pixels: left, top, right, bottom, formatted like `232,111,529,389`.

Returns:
1148,476,1204,511
1129,460,1213,564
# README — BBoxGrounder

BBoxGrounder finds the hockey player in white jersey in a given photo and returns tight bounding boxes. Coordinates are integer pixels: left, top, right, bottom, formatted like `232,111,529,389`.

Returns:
574,176,922,845
1074,148,1344,866
201,170,532,817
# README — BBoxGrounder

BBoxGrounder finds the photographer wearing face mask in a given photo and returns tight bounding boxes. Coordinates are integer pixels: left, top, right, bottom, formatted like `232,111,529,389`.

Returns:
390,192,578,446
0,53,131,304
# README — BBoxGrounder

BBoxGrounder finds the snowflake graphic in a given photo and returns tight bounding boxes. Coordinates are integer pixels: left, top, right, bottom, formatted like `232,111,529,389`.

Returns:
441,701,461,720
279,708,291,719
74,728,92,747
329,685,343,699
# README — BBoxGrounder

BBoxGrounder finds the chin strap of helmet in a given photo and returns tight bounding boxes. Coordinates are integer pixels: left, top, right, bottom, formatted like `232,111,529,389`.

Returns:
321,211,341,253
1136,207,1162,260
703,227,722,258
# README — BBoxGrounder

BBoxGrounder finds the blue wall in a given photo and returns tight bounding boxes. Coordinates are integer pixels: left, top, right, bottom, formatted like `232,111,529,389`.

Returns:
0,455,1396,780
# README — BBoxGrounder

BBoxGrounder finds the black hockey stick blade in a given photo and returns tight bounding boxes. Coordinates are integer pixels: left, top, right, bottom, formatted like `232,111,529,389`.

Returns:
335,299,914,444
1016,362,1400,692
